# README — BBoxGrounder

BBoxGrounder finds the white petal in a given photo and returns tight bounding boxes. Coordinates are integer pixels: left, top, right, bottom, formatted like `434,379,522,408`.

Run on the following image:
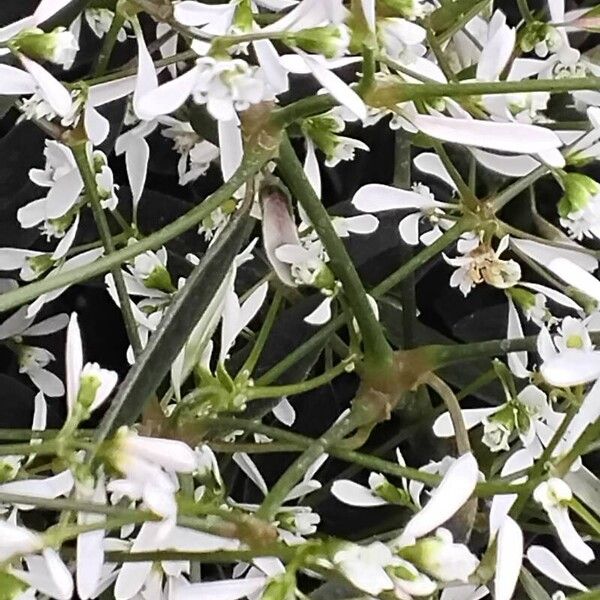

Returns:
272,397,296,426
133,26,158,120
471,149,539,177
232,452,268,495
43,548,74,600
34,0,74,23
304,296,333,325
0,470,74,507
77,528,105,600
507,297,529,378
218,118,243,182
304,138,321,198
126,435,197,473
136,67,198,119
253,39,289,95
527,545,587,591
17,198,47,228
402,453,478,540
413,114,562,154
521,282,582,311
52,213,79,260
344,214,379,235
66,313,83,414
414,152,457,190
541,349,600,387
84,104,110,146
433,407,498,437
548,506,595,563
24,314,69,337
28,367,65,398
20,55,73,117
547,257,600,303
125,136,149,210
46,168,84,219
331,480,388,506
299,52,366,121
399,213,422,245
174,577,266,600
32,391,47,431
353,183,432,212
0,248,40,270
174,2,233,25
511,238,597,272
88,76,137,106
476,24,515,81
494,517,523,600
0,64,35,94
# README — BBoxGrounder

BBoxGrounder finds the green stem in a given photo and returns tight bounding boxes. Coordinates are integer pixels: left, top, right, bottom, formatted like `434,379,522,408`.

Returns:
93,10,126,76
492,165,548,211
248,357,355,399
205,416,532,496
555,418,600,476
273,77,600,126
71,142,143,356
0,148,272,314
238,290,283,378
393,130,416,348
516,0,535,23
106,545,299,563
255,412,360,520
277,135,394,373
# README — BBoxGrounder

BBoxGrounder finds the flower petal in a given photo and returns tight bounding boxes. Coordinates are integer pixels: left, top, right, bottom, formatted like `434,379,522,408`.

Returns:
20,55,73,117
353,183,432,212
332,480,388,506
527,545,587,591
402,453,479,540
413,114,562,154
494,516,523,600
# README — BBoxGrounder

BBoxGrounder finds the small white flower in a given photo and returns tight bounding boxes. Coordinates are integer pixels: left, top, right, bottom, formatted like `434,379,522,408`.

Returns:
534,478,594,563
332,542,394,595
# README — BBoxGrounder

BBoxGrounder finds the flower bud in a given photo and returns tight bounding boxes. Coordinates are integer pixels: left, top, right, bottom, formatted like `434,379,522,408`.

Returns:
398,528,479,582
285,25,350,59
558,173,600,218
13,27,79,68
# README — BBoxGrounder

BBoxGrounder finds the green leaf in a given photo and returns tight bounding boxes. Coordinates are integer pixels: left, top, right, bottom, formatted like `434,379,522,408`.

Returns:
519,567,552,600
94,205,255,443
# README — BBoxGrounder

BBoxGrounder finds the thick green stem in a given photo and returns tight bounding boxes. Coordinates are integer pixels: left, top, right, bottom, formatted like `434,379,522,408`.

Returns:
0,148,272,314
71,142,143,356
255,412,361,520
277,135,394,373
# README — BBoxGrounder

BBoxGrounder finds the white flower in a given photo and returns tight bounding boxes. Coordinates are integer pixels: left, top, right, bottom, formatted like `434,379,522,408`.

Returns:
537,316,600,387
0,307,67,397
137,55,269,122
444,234,521,296
85,8,129,42
533,478,594,563
353,182,454,246
395,453,479,544
65,313,118,420
109,428,197,519
332,541,394,595
378,18,426,63
397,528,479,583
